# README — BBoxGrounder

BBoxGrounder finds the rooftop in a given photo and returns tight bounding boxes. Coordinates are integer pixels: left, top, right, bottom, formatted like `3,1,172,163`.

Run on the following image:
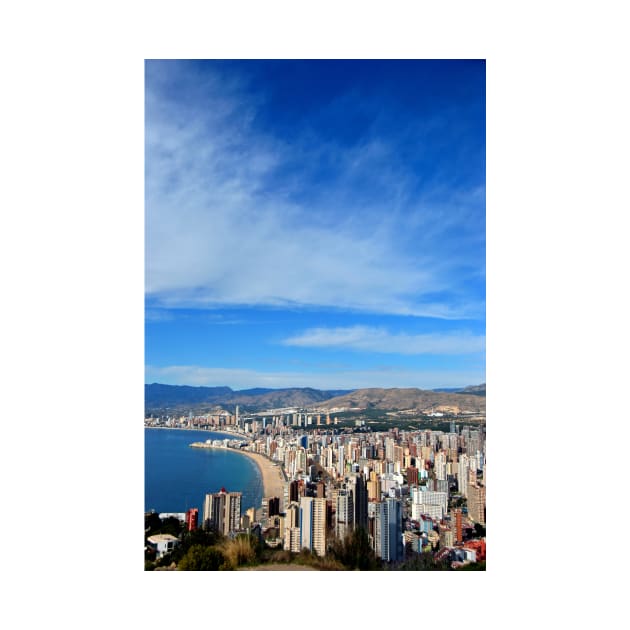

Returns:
147,534,179,543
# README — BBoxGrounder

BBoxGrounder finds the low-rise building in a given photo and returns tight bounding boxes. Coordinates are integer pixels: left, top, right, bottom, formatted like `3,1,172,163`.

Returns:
146,534,179,559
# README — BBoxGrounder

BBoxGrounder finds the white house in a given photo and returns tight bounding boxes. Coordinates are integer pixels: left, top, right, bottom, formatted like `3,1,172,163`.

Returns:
146,534,180,559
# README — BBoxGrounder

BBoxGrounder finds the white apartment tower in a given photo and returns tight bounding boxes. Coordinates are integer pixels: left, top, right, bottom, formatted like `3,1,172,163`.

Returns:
458,454,469,497
300,496,326,557
335,489,354,541
203,489,242,535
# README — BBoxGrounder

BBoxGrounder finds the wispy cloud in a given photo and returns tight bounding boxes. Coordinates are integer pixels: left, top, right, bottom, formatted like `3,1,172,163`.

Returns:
145,309,175,322
145,364,483,391
145,61,485,319
282,326,484,355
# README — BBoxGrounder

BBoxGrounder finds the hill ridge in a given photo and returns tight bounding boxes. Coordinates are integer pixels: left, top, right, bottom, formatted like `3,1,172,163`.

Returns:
145,383,485,414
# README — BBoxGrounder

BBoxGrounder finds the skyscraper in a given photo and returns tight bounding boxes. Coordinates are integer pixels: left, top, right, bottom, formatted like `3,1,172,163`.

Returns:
374,498,403,562
262,496,280,520
203,488,242,535
283,502,301,552
335,489,354,541
185,508,198,532
289,480,300,503
300,496,326,556
407,465,419,486
468,483,486,525
453,507,463,543
337,444,345,477
348,472,368,532
458,454,469,497
435,451,447,481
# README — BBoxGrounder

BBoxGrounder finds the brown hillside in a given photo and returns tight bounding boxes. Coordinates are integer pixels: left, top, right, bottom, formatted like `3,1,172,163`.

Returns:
320,388,485,414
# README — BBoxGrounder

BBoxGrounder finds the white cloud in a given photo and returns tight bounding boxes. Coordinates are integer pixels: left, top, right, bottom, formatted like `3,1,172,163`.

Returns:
282,325,485,355
145,364,483,391
145,63,485,320
145,309,175,322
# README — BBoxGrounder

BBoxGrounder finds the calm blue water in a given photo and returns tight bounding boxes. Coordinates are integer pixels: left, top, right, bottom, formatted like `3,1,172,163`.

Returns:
144,428,263,515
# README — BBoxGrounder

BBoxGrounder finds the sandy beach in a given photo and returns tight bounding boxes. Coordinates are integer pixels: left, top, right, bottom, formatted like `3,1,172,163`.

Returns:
188,441,286,506
236,449,287,500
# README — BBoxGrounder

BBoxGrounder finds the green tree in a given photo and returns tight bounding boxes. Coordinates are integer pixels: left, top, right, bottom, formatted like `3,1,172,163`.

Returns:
330,527,381,571
159,517,184,537
458,560,486,571
178,545,226,571
395,552,450,571
145,512,162,534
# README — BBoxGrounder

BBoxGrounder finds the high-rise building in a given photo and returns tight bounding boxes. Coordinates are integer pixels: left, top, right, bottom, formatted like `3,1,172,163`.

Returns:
374,498,403,562
349,472,368,532
440,526,454,548
269,496,280,517
203,488,242,535
393,445,404,469
261,496,280,521
435,451,447,481
335,489,354,541
385,437,395,463
283,502,301,551
295,448,307,475
468,483,486,525
299,496,326,556
289,480,300,503
337,444,345,477
185,508,198,532
458,454,469,497
411,488,448,519
411,502,443,521
453,507,463,543
367,471,380,501
286,527,301,552
406,466,419,486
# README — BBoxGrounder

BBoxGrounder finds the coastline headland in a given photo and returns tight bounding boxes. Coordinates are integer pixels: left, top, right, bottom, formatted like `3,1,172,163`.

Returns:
190,442,286,500
145,426,236,439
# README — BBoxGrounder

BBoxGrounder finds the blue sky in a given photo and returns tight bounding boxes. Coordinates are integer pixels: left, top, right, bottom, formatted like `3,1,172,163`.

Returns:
145,59,485,390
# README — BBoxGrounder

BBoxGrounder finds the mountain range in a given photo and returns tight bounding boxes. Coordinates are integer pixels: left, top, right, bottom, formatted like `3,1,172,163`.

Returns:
319,387,485,414
145,383,486,415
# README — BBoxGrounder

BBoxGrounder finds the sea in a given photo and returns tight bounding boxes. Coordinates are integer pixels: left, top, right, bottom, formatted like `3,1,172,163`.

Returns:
144,428,263,515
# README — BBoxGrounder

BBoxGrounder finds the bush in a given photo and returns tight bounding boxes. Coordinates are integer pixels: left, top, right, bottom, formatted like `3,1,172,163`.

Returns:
268,549,293,564
329,528,381,571
221,535,260,569
392,553,450,571
178,545,226,571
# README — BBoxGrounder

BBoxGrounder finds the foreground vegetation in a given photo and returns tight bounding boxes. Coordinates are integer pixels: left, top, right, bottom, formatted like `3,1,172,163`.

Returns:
145,514,480,571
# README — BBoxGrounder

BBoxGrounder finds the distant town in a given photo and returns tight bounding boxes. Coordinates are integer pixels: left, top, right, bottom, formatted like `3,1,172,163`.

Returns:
145,402,486,570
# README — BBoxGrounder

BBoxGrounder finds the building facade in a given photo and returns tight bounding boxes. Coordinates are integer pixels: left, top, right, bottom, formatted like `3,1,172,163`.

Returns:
300,496,326,556
203,488,242,535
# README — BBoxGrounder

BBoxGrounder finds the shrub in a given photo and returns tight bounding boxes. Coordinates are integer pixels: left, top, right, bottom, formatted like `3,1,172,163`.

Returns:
178,545,226,571
221,535,258,569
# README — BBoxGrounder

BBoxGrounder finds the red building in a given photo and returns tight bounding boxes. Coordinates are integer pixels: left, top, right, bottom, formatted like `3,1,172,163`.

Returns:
406,466,419,486
454,508,463,543
463,538,486,561
186,508,199,531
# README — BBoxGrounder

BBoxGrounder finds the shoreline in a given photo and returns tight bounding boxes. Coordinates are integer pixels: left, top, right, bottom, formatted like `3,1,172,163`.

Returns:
236,449,287,501
146,427,286,513
189,443,286,501
145,426,236,440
